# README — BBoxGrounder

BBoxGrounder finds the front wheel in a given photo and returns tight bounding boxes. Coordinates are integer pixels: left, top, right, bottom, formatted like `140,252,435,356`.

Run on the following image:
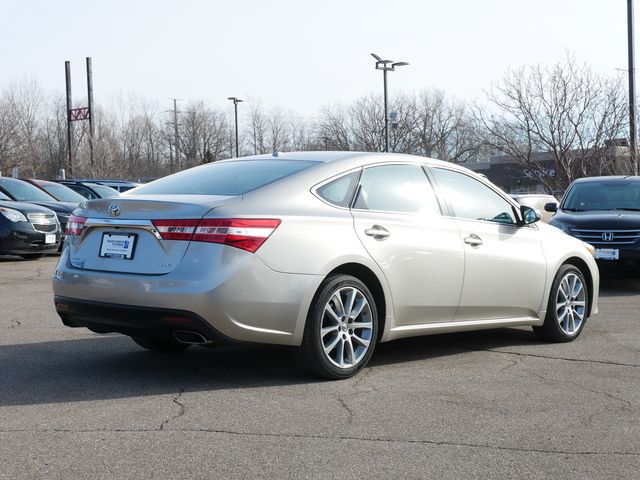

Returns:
533,265,588,342
297,274,378,380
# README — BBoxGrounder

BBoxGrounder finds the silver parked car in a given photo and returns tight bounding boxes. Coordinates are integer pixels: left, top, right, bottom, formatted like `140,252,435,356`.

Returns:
53,152,599,379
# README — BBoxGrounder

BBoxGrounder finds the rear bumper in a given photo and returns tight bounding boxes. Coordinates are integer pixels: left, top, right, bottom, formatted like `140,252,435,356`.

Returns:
52,243,323,346
54,296,236,344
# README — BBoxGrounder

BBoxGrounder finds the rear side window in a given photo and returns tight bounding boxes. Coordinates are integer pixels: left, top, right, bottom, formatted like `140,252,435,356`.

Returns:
316,171,360,208
133,160,316,196
353,164,441,215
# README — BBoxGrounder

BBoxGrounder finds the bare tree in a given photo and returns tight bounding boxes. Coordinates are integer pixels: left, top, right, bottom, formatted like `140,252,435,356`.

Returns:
476,58,628,192
412,89,480,162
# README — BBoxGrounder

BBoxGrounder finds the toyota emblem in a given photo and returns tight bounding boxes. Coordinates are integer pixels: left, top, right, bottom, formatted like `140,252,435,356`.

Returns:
602,232,614,241
108,204,121,217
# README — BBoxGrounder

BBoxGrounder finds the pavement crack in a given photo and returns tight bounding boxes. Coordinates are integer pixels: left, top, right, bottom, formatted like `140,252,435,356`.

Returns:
477,348,640,368
336,395,355,425
159,388,186,430
2,427,639,457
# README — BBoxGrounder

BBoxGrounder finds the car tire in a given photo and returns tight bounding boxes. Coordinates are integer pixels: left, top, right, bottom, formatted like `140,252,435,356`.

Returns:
297,274,378,380
533,264,588,342
20,253,44,260
131,335,190,352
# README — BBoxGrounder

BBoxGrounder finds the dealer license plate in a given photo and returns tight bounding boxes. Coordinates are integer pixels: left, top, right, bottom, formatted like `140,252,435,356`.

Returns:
595,248,619,261
45,234,56,244
99,233,137,259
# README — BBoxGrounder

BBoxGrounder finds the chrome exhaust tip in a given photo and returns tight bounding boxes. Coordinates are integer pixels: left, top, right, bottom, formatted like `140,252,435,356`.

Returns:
173,330,210,345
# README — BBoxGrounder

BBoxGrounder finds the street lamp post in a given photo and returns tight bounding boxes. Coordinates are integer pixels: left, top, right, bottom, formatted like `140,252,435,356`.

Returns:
227,96,243,157
371,53,409,153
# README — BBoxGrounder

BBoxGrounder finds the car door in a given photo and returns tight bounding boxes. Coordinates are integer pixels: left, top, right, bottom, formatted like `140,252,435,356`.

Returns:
430,167,547,321
350,163,465,325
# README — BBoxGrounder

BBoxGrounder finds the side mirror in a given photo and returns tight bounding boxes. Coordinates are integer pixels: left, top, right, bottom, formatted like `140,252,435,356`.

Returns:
544,202,558,213
521,206,540,225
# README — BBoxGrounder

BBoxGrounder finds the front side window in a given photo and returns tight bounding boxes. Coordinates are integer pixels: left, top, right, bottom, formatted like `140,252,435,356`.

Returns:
353,164,440,215
431,168,516,225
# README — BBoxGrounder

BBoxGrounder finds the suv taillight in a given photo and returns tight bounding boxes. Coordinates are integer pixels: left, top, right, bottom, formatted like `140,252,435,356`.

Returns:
65,215,87,236
152,218,281,253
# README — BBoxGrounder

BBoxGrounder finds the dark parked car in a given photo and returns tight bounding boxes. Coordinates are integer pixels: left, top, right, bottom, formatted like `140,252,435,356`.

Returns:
547,176,640,270
54,180,118,200
0,178,78,247
24,179,87,203
77,179,142,193
0,193,61,259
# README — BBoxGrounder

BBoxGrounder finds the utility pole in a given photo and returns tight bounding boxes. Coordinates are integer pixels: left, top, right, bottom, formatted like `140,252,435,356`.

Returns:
170,98,181,172
227,97,243,157
65,61,73,176
86,57,95,167
628,0,638,175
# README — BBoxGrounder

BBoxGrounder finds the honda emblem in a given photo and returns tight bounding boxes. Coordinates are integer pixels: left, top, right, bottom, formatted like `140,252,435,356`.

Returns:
602,232,614,241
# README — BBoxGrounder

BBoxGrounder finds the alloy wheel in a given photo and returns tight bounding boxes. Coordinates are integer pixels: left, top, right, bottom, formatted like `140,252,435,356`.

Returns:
555,272,586,335
321,286,374,369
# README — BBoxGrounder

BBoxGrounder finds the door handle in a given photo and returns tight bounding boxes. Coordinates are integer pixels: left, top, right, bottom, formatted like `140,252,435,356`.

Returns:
365,225,390,239
464,233,483,246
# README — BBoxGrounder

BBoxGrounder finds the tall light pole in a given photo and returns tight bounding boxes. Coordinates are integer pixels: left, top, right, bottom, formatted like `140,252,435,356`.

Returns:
628,0,638,175
371,53,409,153
228,97,243,157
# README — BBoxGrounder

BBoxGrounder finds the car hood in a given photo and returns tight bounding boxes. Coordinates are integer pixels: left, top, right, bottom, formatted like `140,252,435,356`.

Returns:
0,200,57,215
552,209,640,229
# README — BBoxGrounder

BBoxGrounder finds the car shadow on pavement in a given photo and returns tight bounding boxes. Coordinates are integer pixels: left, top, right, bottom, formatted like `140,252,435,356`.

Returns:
599,276,640,297
0,327,543,407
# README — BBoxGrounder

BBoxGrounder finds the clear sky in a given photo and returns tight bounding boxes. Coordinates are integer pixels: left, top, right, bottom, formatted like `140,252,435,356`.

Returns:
0,0,631,116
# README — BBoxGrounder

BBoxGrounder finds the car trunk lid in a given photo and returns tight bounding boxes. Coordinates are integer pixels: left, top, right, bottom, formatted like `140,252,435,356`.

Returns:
67,195,240,274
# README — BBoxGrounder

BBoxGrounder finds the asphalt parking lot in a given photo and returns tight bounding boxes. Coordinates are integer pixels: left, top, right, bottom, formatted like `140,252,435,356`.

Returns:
0,256,638,479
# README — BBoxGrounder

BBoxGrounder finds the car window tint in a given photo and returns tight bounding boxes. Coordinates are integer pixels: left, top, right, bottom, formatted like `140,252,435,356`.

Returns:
41,183,86,202
134,160,316,196
353,164,440,215
316,171,359,207
432,168,516,225
69,186,94,199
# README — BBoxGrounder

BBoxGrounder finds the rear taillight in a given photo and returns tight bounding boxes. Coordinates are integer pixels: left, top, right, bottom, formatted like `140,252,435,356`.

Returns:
66,215,87,236
151,218,281,253
194,218,281,253
152,219,199,240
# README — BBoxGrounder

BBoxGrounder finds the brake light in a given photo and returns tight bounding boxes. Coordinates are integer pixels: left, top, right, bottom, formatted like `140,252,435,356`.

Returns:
66,215,87,236
194,218,281,252
151,218,281,253
152,219,199,240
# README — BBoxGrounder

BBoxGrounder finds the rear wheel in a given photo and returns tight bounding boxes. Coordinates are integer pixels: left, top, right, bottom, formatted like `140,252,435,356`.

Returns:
533,265,588,342
131,335,190,352
297,274,378,380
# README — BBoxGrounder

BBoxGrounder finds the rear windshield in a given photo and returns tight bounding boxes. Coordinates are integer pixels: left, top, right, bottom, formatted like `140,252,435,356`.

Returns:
133,160,316,196
562,181,640,211
40,182,86,202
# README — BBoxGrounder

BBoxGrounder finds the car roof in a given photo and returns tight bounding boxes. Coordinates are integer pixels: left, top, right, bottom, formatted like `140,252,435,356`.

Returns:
572,175,640,184
222,151,467,170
